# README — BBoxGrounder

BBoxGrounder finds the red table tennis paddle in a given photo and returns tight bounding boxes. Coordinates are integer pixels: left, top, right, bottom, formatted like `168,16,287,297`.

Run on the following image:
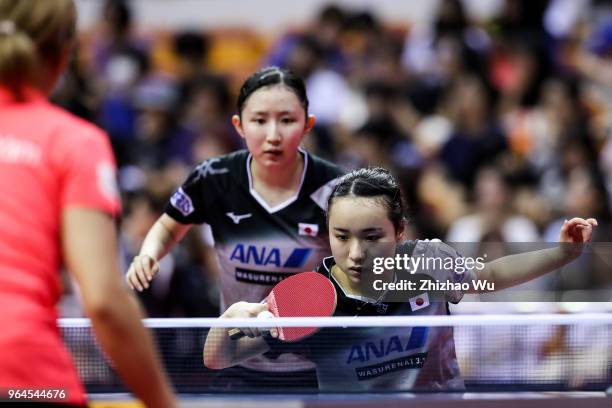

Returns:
228,271,337,342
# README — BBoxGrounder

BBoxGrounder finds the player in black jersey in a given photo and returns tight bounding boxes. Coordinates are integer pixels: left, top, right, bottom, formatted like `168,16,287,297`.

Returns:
205,167,597,391
126,67,343,384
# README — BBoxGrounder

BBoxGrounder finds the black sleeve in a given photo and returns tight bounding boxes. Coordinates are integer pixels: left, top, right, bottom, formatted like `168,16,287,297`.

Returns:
262,333,311,359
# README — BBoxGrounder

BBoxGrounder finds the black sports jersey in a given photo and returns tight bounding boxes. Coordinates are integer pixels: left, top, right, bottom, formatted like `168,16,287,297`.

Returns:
165,148,343,371
263,240,474,390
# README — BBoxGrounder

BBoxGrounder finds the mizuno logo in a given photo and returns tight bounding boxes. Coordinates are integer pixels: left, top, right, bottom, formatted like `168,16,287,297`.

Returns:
226,212,252,224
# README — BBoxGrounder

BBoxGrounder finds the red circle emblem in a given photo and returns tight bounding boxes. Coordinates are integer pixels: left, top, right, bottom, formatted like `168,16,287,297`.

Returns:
416,298,424,306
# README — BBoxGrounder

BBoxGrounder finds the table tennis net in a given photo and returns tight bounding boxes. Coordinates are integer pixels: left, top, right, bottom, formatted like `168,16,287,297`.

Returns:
60,314,612,394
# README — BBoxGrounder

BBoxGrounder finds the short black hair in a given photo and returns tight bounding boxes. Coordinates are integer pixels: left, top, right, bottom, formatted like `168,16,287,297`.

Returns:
236,66,308,117
327,167,406,232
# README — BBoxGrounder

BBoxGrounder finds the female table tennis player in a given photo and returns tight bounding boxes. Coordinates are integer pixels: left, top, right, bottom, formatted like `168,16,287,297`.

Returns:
204,167,597,391
126,66,343,384
0,1,175,406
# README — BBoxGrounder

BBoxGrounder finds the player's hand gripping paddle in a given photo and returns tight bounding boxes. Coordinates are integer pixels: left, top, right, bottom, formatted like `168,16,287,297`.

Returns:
228,272,337,342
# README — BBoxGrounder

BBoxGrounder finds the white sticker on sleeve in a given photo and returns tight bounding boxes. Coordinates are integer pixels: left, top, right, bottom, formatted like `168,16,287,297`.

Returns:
170,187,194,217
97,162,119,202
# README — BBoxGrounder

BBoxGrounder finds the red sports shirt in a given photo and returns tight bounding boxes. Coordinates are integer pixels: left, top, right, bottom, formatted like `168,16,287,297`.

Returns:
0,87,120,405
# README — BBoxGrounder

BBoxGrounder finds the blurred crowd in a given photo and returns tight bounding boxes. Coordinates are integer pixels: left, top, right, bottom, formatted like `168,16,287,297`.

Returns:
56,0,612,318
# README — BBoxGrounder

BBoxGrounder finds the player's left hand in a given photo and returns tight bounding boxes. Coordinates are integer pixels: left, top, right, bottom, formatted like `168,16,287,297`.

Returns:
559,217,598,244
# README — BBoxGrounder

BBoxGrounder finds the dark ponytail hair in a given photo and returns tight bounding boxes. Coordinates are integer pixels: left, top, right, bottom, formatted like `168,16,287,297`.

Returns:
236,66,309,117
0,0,76,98
327,167,406,233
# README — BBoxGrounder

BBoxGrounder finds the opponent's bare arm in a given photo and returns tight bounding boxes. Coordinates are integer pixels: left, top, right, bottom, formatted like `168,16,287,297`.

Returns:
63,208,176,408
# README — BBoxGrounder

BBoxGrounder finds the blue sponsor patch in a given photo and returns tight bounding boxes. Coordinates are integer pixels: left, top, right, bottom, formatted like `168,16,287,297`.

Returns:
230,245,312,268
170,188,194,216
346,327,428,364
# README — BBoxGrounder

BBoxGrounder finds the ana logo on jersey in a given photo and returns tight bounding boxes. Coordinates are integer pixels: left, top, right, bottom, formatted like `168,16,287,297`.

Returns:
230,244,312,268
226,212,252,224
170,187,194,216
346,327,428,364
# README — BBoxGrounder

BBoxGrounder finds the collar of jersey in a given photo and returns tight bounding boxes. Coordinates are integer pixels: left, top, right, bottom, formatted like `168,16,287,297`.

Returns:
0,85,45,105
319,256,404,316
246,147,309,213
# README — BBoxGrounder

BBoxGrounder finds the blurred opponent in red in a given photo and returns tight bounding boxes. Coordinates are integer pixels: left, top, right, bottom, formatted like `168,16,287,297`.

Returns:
0,1,175,406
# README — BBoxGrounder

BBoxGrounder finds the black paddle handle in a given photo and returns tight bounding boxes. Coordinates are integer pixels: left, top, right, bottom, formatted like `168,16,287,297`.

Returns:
228,328,246,340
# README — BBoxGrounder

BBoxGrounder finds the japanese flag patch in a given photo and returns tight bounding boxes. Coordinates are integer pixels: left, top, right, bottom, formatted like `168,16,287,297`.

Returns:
409,292,430,312
298,223,319,237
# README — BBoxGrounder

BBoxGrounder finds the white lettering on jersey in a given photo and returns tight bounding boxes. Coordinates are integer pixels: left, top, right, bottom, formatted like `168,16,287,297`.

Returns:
170,187,194,216
0,134,42,166
196,158,229,178
97,162,119,202
226,212,252,224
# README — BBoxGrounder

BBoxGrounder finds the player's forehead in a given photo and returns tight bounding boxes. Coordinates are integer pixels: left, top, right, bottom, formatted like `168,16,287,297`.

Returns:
241,85,304,115
328,196,393,231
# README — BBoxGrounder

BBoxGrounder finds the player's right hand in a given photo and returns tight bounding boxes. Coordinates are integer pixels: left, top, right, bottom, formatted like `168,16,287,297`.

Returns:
222,302,277,338
126,254,160,292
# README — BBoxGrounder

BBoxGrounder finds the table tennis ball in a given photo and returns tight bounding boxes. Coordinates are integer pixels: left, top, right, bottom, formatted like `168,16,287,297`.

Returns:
257,310,275,333
257,310,274,319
